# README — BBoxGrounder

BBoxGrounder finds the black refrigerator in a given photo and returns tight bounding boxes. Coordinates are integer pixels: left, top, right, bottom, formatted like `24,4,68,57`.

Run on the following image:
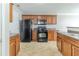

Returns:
20,19,32,42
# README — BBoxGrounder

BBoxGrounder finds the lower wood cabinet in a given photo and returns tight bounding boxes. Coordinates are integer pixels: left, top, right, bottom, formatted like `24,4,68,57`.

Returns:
48,30,57,41
62,41,72,56
57,33,79,56
57,37,62,52
32,30,37,41
9,37,16,56
9,34,20,56
15,35,20,55
72,45,79,56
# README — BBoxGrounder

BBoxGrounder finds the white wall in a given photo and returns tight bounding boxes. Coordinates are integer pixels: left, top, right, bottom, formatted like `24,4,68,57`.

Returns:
2,3,9,56
0,4,2,41
0,3,2,56
56,15,79,32
9,4,22,35
2,3,22,56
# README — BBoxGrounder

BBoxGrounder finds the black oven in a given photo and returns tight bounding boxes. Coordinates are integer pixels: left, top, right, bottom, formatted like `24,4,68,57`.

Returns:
37,27,48,42
39,33,47,38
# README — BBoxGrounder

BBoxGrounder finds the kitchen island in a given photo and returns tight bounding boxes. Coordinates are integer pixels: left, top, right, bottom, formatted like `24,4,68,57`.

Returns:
57,31,79,56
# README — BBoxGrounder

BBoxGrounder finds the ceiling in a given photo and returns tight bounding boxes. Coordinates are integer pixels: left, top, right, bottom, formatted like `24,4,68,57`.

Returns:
14,3,79,15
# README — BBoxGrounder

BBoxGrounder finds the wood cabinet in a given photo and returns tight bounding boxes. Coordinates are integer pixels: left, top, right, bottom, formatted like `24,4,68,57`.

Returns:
72,45,79,56
9,37,16,56
32,16,38,24
15,35,20,55
47,16,56,24
57,32,79,56
9,34,20,56
22,15,57,24
57,36,62,52
48,30,57,41
22,15,38,20
48,30,54,41
9,3,13,22
62,41,72,56
40,16,47,20
32,30,37,41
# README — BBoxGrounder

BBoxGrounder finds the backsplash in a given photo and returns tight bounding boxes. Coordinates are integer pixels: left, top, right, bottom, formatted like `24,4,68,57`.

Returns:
32,24,56,29
56,26,67,32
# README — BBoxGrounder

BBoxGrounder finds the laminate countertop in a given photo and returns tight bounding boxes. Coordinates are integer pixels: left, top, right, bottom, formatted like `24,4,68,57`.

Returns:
32,28,56,31
57,31,79,41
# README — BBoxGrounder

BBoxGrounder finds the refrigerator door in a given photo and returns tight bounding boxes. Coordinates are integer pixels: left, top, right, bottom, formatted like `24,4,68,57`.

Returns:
20,20,32,42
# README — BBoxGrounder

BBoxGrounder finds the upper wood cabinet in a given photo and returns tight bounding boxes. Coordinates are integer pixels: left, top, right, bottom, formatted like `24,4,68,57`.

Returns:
47,16,57,24
22,15,30,19
22,15,57,24
9,3,13,22
39,16,47,20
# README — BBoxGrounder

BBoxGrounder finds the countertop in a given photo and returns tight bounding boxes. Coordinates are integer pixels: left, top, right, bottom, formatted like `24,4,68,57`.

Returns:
57,31,79,40
32,28,56,31
9,33,19,37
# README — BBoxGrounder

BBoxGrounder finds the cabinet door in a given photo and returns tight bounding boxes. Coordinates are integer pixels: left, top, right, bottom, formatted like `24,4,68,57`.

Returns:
62,41,72,56
16,35,20,55
9,3,13,22
32,16,38,24
22,15,31,20
47,16,56,24
9,38,16,56
29,16,33,19
47,16,52,24
32,30,37,41
51,16,57,24
48,30,54,41
41,16,47,20
57,37,62,52
22,15,28,20
72,45,79,56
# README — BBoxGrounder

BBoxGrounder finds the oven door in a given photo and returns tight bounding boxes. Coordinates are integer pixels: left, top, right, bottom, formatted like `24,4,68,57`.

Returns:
38,33,46,38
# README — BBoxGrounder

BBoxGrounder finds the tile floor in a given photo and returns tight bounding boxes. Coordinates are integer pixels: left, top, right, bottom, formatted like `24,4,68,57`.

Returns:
18,41,62,56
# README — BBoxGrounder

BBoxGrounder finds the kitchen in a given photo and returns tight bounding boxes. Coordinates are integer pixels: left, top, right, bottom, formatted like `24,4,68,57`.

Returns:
8,3,79,56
